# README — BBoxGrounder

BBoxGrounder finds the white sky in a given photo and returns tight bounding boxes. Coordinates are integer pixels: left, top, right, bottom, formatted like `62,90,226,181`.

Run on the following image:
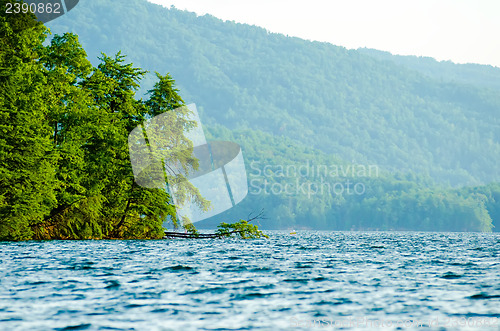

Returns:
147,0,500,68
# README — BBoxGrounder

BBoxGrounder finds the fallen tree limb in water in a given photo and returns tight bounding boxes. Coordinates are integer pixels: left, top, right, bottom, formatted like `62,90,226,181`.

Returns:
164,230,246,239
165,211,268,239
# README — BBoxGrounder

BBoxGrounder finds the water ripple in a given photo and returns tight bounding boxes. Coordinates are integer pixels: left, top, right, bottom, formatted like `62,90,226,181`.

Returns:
0,231,499,330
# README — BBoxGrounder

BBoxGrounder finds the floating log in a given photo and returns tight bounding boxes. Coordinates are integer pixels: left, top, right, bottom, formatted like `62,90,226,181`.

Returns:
163,230,245,239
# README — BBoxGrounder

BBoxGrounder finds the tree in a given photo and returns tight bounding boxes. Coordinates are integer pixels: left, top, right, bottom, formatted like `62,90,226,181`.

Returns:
0,1,57,240
0,4,212,240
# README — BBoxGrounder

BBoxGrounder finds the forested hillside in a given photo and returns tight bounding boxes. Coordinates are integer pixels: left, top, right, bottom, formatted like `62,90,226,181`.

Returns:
358,48,500,91
47,0,500,188
1,3,210,240
200,124,496,232
41,0,500,232
0,0,488,233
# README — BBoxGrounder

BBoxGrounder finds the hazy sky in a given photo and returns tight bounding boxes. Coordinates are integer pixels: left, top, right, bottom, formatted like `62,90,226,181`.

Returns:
147,0,500,68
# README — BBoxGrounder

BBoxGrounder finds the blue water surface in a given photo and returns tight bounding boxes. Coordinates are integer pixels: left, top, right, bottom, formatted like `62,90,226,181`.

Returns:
0,231,499,330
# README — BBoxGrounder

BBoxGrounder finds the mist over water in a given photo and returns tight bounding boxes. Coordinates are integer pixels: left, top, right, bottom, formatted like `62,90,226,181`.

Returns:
1,231,499,330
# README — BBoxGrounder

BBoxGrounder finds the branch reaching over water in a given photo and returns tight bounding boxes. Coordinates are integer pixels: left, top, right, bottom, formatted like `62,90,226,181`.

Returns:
164,211,268,239
215,219,268,239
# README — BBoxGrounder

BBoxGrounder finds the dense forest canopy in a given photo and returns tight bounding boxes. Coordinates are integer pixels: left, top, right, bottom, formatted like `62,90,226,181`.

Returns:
1,0,498,238
46,0,500,188
0,1,208,240
200,125,497,232
358,48,500,91
42,0,500,232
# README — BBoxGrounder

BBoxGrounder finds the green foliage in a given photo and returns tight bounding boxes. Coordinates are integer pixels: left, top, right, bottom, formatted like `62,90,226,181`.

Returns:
46,0,500,187
183,222,199,237
201,125,497,232
215,219,268,239
0,8,207,240
0,2,57,240
358,48,500,91
2,0,499,238
44,0,500,232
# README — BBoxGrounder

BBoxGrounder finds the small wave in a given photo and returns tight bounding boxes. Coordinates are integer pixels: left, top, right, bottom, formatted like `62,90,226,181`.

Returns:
57,324,92,331
249,266,273,272
163,265,194,272
150,308,169,313
104,280,121,289
242,284,275,291
220,265,248,272
469,293,500,300
294,262,314,269
183,287,228,295
283,278,309,283
298,246,320,250
0,317,23,322
24,280,49,286
313,298,353,305
231,292,274,300
440,272,463,279
449,262,476,267
124,303,146,308
68,262,95,270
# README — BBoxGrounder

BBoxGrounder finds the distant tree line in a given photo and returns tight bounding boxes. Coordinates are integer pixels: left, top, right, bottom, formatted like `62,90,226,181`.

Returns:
202,125,498,232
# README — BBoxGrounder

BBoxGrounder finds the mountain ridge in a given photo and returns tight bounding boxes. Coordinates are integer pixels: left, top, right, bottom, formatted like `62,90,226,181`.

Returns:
46,0,500,188
358,47,500,91
43,0,500,231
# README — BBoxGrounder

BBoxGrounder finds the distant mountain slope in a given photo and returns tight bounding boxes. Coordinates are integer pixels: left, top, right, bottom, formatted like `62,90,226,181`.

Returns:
47,0,500,187
358,48,500,91
199,125,497,232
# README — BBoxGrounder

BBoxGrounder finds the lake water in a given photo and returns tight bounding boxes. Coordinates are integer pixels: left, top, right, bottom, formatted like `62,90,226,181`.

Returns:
0,231,499,330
